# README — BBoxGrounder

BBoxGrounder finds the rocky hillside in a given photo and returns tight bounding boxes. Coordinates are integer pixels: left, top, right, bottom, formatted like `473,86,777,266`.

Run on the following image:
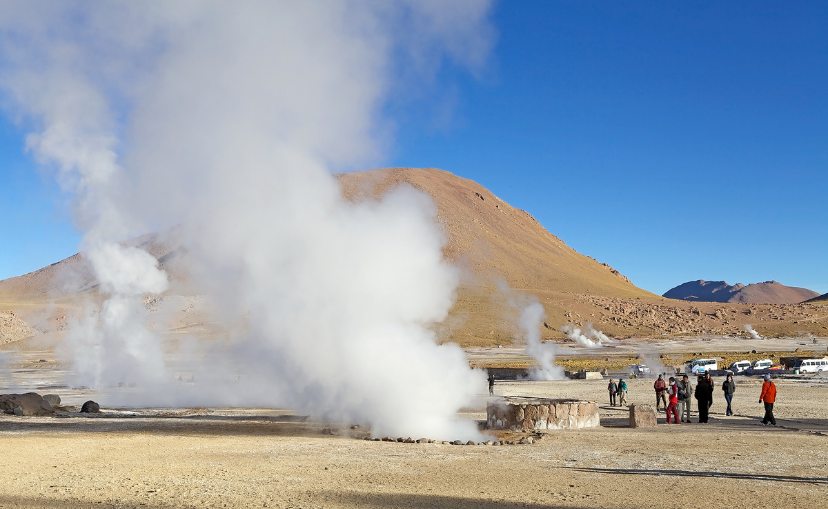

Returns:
1,167,826,345
663,280,819,305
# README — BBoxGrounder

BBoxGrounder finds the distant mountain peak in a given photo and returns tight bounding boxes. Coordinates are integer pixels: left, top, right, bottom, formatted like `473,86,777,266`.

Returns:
664,279,818,304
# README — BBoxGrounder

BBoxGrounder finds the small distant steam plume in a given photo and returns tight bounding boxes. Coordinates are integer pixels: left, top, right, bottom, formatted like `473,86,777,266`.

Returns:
496,283,564,380
561,323,608,349
744,324,762,340
637,346,668,378
520,302,565,380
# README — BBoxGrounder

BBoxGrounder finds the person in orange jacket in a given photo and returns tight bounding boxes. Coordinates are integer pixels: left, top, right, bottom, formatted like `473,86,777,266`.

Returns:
759,373,777,426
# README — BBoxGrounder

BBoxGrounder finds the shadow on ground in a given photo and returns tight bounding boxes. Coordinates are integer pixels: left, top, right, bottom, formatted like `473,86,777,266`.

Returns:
0,413,352,438
568,467,828,485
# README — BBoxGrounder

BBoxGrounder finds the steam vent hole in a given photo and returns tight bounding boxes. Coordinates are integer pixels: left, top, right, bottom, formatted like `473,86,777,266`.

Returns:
487,398,600,431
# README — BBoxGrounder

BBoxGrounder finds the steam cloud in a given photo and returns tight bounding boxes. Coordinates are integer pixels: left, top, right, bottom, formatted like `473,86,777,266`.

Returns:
0,2,495,440
637,347,668,378
561,323,608,349
497,284,564,381
744,324,762,340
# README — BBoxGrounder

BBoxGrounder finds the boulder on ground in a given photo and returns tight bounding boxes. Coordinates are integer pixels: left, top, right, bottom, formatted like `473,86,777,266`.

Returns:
80,400,100,413
0,393,55,416
42,394,61,407
629,404,657,428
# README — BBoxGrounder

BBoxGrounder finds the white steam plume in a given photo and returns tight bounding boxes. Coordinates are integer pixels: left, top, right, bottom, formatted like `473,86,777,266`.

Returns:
561,323,608,349
637,347,668,378
744,324,762,340
0,2,495,440
497,284,564,381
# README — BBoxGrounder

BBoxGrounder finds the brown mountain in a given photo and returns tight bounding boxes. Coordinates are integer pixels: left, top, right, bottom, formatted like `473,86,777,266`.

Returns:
806,293,828,303
2,167,827,344
664,280,819,304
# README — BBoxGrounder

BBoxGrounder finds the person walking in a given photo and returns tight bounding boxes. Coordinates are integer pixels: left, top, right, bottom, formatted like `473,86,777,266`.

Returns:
618,377,628,406
488,372,495,396
677,374,692,422
666,377,680,424
608,379,618,406
653,374,667,411
722,373,736,416
695,374,713,423
705,372,714,410
759,373,777,426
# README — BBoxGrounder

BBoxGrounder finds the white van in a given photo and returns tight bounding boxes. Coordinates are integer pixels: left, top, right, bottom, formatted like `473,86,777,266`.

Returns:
728,360,751,373
752,359,773,370
793,358,828,373
630,364,651,377
685,358,718,374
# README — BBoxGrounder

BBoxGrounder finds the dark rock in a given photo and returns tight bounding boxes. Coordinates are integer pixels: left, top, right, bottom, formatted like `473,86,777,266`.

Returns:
80,400,100,413
451,440,463,445
0,393,55,416
13,406,23,416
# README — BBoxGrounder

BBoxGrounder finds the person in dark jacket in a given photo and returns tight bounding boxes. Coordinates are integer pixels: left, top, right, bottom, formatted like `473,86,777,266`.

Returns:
695,374,714,423
608,379,618,406
722,373,736,416
488,373,495,396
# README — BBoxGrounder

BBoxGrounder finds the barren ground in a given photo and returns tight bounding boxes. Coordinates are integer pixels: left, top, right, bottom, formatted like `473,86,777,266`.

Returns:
1,338,826,508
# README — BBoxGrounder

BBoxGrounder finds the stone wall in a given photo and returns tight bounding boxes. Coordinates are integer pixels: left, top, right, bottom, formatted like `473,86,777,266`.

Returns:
487,398,600,431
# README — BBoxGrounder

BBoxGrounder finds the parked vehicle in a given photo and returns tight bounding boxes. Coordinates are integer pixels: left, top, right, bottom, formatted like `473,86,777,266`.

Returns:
728,360,751,373
793,358,828,373
685,358,718,374
752,359,773,370
630,364,651,377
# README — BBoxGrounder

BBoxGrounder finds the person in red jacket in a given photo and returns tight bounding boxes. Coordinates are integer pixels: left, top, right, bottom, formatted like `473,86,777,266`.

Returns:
653,374,667,411
759,373,777,426
666,377,680,424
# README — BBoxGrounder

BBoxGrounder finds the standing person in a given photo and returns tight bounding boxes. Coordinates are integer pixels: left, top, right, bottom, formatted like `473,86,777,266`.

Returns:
759,373,777,426
678,374,693,423
618,377,628,406
653,374,667,411
722,373,736,416
608,379,617,406
705,372,714,410
695,374,713,423
488,372,495,396
666,377,680,424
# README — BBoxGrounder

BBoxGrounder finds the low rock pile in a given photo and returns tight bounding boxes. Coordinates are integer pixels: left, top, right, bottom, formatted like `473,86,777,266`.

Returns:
487,398,600,431
0,393,55,416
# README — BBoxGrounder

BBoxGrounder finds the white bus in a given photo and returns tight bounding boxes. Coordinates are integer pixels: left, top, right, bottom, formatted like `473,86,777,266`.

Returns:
793,358,828,373
685,358,718,374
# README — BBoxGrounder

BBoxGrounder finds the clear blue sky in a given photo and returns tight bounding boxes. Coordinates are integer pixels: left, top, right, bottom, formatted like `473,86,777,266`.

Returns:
1,2,826,296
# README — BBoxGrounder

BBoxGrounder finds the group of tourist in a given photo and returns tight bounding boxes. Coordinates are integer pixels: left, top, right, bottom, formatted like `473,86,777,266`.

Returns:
609,371,778,425
606,378,628,406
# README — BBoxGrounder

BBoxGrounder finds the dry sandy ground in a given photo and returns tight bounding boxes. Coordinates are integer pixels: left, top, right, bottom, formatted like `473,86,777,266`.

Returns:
0,375,826,509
